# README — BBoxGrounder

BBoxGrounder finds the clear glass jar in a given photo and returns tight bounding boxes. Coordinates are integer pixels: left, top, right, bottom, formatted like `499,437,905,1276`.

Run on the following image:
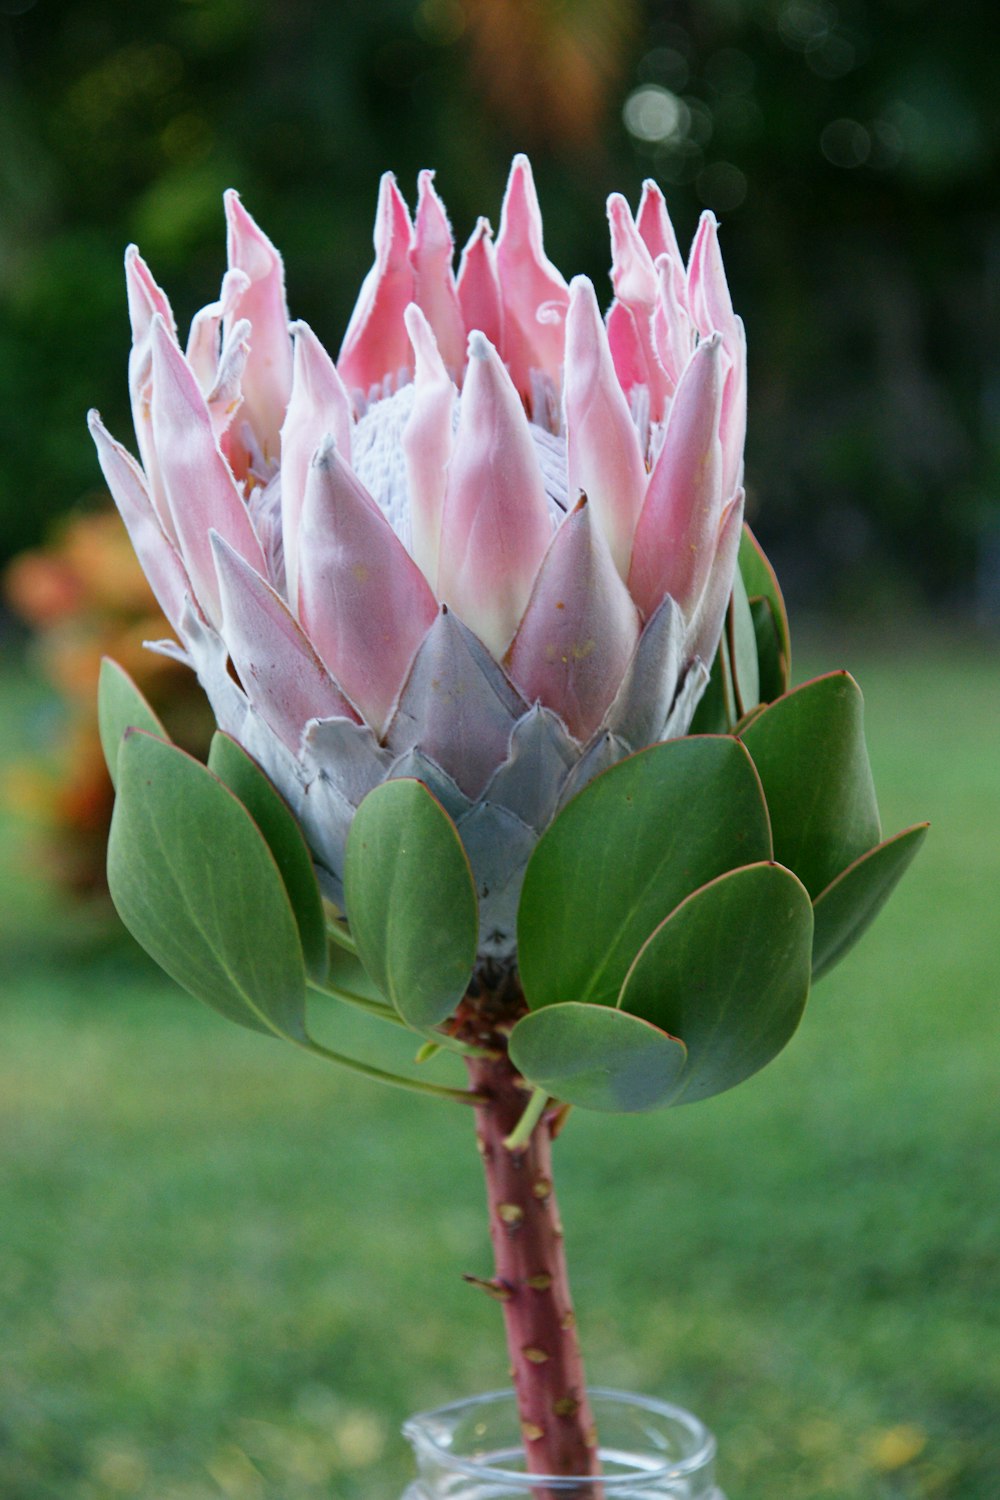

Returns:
401,1388,726,1499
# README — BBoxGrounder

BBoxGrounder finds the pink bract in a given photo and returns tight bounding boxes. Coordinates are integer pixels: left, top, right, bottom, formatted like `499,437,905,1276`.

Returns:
90,155,747,957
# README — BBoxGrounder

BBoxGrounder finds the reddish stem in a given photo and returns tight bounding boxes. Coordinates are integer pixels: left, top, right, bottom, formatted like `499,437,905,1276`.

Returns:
458,980,603,1499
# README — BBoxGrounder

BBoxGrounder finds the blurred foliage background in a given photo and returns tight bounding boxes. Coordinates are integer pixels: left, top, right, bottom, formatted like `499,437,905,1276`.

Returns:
1,0,998,616
1,4,998,1498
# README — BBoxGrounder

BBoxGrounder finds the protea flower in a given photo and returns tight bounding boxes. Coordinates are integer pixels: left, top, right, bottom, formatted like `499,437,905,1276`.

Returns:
89,155,745,957
92,159,930,1494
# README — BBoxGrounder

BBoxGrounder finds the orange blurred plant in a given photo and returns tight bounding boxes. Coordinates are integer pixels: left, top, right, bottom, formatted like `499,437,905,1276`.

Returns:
4,506,213,900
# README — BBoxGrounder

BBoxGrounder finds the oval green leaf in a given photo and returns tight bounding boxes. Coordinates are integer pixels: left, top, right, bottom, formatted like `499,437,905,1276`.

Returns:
518,736,773,1012
687,636,735,735
728,566,760,719
739,671,882,898
509,1003,687,1114
108,730,308,1040
618,861,814,1105
812,822,929,981
748,597,787,705
208,731,328,985
343,778,478,1029
98,656,169,788
739,524,791,689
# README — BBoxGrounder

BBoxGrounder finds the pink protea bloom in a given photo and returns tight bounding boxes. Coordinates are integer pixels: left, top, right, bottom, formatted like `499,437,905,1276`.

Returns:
90,156,747,956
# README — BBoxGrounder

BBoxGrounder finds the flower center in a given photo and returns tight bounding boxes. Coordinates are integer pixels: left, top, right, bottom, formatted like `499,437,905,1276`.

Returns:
351,380,570,577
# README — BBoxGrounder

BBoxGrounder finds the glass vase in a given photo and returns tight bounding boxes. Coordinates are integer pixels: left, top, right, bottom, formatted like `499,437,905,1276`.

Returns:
401,1388,726,1499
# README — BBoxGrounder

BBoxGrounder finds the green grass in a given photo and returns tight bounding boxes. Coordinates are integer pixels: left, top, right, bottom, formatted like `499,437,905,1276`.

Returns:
1,632,997,1499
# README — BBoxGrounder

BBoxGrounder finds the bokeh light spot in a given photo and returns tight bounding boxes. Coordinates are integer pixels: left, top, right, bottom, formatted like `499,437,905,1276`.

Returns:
623,86,689,145
696,161,749,213
820,117,871,168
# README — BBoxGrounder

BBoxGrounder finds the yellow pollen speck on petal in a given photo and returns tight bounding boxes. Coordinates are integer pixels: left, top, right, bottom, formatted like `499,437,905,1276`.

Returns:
352,563,370,583
555,600,565,610
569,639,596,662
544,643,558,661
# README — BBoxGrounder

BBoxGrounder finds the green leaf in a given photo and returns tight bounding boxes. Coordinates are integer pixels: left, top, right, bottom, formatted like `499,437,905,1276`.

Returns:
739,524,791,690
618,862,814,1104
108,730,308,1040
739,672,882,898
518,736,773,1011
98,657,169,788
509,1003,687,1113
728,566,760,719
344,778,478,1029
748,596,787,705
812,823,929,980
208,732,328,985
687,634,734,735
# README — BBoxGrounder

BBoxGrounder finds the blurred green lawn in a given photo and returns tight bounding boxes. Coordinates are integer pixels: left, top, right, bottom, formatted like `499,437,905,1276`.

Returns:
1,633,997,1500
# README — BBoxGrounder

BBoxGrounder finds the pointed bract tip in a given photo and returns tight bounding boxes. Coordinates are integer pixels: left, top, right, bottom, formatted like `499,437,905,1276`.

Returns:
311,432,339,469
606,193,635,233
467,329,494,361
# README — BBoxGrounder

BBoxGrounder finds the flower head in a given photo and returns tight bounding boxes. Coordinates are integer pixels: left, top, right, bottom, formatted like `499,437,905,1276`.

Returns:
90,156,746,956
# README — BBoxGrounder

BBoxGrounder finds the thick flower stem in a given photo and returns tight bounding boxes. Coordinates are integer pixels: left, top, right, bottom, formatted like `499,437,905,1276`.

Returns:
459,983,603,1498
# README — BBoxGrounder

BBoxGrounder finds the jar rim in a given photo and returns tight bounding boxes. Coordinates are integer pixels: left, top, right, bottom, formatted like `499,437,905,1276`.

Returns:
402,1387,718,1490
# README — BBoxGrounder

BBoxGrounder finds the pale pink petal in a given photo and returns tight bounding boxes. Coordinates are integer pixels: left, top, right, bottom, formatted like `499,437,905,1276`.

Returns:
124,246,179,545
337,173,416,403
150,317,267,628
280,319,354,605
688,489,745,665
125,243,177,346
297,437,438,735
606,298,651,402
203,316,251,442
687,211,736,339
719,314,747,497
636,179,683,267
88,410,192,635
606,193,671,422
688,213,745,497
211,530,358,750
185,267,251,392
495,154,569,399
564,275,646,578
402,303,455,589
507,498,640,742
437,331,553,658
410,169,465,373
651,253,696,393
223,191,294,468
456,217,503,351
608,192,658,306
627,334,725,621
